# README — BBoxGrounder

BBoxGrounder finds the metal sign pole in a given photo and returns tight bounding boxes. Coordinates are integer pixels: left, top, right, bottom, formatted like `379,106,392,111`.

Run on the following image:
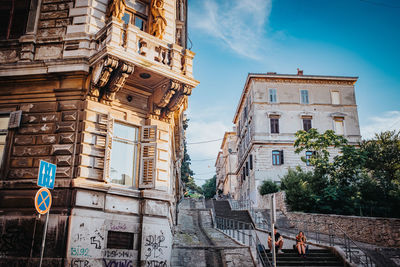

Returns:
270,194,276,267
39,211,49,267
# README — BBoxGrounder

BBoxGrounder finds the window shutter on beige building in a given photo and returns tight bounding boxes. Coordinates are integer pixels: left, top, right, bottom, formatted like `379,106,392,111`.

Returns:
103,115,114,183
139,125,157,189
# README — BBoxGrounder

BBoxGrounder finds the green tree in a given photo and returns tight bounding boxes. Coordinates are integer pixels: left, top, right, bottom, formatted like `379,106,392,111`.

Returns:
284,129,400,218
202,175,216,199
360,131,400,216
259,180,280,195
294,128,348,177
181,118,193,184
281,168,316,212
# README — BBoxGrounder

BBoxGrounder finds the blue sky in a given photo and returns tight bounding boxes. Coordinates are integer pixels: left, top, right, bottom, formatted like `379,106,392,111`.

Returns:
184,0,400,185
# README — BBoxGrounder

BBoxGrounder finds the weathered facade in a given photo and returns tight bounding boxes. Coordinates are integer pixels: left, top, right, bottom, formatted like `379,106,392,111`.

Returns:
221,70,361,204
0,0,198,266
215,132,237,198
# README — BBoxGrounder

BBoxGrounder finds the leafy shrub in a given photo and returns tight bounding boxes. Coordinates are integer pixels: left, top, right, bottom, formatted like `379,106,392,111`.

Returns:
259,180,280,195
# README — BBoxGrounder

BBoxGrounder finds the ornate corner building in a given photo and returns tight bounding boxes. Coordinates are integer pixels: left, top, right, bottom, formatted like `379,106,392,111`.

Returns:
0,0,198,266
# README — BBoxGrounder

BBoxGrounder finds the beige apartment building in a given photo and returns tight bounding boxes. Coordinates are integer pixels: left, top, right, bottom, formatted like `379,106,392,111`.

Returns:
215,132,237,198
219,70,361,204
0,0,198,266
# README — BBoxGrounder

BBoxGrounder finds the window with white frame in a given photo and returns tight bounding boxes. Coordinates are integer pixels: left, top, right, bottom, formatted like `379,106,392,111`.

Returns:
331,91,340,105
334,117,344,135
269,89,277,103
0,115,9,168
103,115,157,189
300,90,309,104
109,122,139,186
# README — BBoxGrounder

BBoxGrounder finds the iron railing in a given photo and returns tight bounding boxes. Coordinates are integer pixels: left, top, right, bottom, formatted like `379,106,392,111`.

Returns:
259,217,375,267
228,199,264,226
215,216,272,267
227,198,376,267
286,219,376,266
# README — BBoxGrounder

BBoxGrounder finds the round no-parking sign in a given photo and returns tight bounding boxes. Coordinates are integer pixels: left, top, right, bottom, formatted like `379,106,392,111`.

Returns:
35,188,52,214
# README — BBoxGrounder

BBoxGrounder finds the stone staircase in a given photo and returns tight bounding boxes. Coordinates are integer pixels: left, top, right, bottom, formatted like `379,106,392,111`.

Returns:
263,249,344,267
212,200,253,224
172,199,255,267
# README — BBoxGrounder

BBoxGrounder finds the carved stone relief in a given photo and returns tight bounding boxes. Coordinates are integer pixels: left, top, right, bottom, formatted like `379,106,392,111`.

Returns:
89,56,134,105
150,0,167,39
107,0,126,21
101,62,134,105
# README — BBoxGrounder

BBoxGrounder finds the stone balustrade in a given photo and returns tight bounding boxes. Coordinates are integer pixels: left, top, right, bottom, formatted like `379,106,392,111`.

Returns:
95,19,195,80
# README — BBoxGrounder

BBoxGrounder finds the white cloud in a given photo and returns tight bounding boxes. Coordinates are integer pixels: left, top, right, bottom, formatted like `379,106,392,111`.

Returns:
190,0,272,59
361,110,400,139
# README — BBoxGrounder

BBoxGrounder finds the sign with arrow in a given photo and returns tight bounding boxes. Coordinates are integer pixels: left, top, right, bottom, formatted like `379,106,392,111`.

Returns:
37,160,56,189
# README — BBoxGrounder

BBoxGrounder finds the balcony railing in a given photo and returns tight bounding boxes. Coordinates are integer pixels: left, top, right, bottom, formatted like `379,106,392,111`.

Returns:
94,19,195,79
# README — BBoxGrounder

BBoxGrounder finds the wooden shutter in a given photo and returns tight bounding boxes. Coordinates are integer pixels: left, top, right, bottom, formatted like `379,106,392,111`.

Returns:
103,115,114,183
249,154,253,170
141,125,157,142
139,143,156,188
139,125,157,189
280,150,284,165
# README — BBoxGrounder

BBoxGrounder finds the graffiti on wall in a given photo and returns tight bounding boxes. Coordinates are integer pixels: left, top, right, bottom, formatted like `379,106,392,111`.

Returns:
102,249,134,259
70,245,90,257
90,229,104,249
144,231,167,259
109,222,127,231
102,259,133,267
145,260,167,267
71,259,92,267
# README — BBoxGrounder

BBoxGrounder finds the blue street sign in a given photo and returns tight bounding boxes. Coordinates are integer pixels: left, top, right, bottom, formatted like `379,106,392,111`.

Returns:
37,160,56,189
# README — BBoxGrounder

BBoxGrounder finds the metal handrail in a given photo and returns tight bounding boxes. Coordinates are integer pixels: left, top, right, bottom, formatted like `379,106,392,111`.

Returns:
332,222,375,266
286,219,375,267
229,199,265,228
215,216,272,267
228,200,376,267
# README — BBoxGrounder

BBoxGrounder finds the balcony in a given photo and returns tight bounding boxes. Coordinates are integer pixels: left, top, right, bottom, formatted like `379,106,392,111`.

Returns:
92,18,196,86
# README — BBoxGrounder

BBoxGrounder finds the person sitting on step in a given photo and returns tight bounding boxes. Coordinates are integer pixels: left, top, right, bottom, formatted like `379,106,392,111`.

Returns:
296,231,307,258
268,226,284,254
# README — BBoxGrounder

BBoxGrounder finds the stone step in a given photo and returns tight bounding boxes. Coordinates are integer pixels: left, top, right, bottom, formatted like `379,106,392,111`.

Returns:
266,262,343,267
265,256,340,261
261,248,343,266
213,200,253,224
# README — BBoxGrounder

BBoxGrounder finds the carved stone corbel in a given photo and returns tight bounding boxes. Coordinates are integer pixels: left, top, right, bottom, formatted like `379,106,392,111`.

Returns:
182,84,193,96
89,56,119,101
160,83,192,117
100,62,134,105
157,80,180,108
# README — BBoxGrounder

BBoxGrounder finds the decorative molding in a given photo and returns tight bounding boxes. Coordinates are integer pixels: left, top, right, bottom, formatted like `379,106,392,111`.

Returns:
150,0,167,40
101,62,134,105
253,77,355,85
107,0,126,22
89,56,119,101
157,80,180,108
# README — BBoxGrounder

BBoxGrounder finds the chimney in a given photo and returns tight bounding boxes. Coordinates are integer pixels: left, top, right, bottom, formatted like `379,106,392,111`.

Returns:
297,68,303,75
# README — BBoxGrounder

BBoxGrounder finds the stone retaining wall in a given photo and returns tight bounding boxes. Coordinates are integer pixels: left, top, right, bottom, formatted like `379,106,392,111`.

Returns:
286,212,400,247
